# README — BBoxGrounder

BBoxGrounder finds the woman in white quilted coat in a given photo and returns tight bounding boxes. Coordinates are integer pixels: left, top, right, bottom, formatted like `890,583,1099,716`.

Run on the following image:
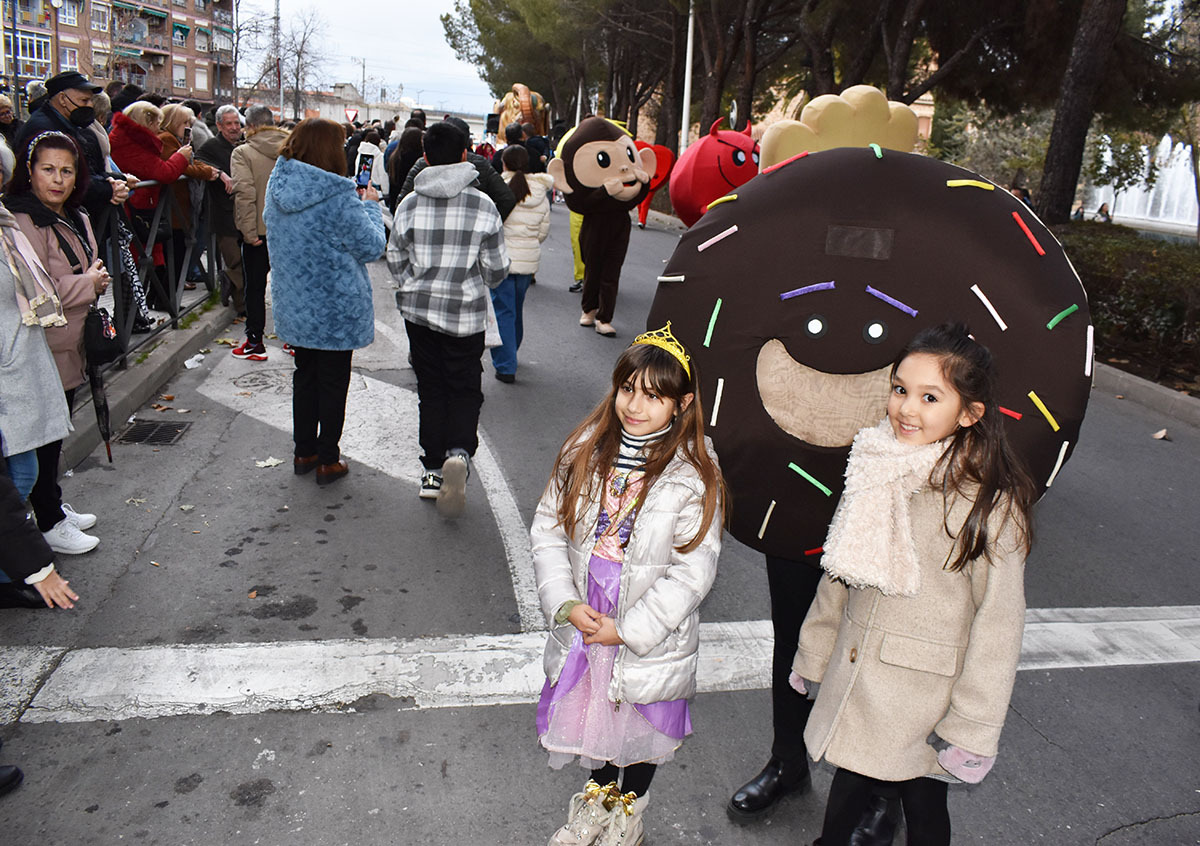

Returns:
489,143,553,383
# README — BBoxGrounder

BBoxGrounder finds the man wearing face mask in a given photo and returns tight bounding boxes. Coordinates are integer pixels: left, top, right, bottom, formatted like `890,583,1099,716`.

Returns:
15,72,137,217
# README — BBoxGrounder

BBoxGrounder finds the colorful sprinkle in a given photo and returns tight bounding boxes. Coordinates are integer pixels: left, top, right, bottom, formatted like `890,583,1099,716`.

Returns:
1046,440,1070,487
1012,211,1046,255
657,274,686,283
1047,303,1079,330
788,462,833,497
697,224,739,253
781,281,836,300
762,150,809,174
703,298,723,348
709,377,725,427
999,406,1023,420
869,143,883,158
1084,325,1095,377
757,500,776,540
970,284,1008,331
706,194,738,210
946,179,995,191
865,285,918,317
1027,390,1060,432
804,547,824,557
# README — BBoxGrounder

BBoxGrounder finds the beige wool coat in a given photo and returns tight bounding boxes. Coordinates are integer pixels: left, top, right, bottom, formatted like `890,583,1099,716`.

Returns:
792,485,1026,782
231,125,288,243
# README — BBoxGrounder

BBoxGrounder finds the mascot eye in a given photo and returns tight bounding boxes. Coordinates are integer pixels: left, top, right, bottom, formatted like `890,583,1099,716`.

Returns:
596,151,611,168
732,149,746,166
626,146,636,163
863,321,888,344
752,151,760,166
804,315,827,338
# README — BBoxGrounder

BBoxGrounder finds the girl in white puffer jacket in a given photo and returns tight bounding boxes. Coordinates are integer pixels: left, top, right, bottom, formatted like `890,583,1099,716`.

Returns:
532,327,725,845
489,144,553,382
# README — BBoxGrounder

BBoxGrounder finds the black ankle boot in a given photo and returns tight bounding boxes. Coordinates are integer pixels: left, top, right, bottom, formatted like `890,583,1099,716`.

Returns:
848,793,901,846
727,757,811,824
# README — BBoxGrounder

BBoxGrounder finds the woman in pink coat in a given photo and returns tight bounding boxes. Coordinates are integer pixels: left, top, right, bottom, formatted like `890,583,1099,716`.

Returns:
3,130,109,555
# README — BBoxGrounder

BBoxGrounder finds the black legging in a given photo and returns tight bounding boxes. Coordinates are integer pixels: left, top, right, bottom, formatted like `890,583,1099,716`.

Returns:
820,768,950,846
30,388,75,532
589,762,657,797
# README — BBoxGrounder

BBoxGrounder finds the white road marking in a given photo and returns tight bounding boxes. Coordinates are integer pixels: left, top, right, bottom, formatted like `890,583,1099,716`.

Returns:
196,353,543,631
11,607,1199,724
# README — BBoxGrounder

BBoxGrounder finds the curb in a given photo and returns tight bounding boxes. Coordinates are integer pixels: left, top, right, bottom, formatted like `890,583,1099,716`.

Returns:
1092,362,1200,428
62,303,239,470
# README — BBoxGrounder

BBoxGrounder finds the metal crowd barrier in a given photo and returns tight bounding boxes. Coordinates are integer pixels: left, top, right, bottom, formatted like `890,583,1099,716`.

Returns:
91,174,222,374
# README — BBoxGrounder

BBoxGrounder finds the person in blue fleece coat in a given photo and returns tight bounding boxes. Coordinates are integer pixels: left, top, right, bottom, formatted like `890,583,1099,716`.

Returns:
264,117,387,487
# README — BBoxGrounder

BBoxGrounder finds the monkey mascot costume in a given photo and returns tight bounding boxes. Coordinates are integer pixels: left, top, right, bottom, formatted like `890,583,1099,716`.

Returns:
549,116,657,336
647,86,1094,838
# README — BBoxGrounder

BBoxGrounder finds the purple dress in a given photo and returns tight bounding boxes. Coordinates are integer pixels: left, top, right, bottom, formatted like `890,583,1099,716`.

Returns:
537,468,693,770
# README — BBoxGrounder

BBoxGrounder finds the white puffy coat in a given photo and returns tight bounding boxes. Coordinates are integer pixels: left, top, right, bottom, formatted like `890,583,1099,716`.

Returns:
531,439,722,706
502,172,553,274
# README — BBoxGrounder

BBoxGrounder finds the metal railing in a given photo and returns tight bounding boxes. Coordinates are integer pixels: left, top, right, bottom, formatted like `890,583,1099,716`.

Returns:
92,174,224,375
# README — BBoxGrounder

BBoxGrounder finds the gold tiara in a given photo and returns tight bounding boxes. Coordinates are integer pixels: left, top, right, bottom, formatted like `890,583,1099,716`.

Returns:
632,321,691,377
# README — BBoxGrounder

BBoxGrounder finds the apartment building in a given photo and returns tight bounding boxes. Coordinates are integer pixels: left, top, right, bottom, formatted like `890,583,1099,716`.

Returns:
1,0,235,113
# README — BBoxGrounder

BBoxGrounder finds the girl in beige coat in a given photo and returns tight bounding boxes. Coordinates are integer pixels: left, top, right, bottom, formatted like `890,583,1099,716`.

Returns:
793,323,1037,846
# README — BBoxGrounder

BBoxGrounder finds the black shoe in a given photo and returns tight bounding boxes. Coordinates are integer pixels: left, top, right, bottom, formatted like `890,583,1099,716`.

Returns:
528,274,537,285
132,316,154,334
0,765,23,797
569,281,583,293
0,583,46,609
727,757,811,824
494,372,515,384
848,794,901,846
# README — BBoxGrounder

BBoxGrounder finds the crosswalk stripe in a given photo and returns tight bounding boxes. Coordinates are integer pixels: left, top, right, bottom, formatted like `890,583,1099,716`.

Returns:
8,607,1198,725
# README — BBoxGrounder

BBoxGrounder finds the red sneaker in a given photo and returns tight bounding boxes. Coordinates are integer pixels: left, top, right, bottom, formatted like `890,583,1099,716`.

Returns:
231,339,268,361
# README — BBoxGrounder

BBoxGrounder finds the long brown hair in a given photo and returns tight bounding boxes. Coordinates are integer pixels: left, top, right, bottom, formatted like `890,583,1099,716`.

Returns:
894,323,1037,570
501,143,530,203
278,118,345,176
548,343,725,553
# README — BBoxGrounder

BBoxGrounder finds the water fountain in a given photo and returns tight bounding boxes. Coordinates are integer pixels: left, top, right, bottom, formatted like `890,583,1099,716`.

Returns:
1083,135,1198,241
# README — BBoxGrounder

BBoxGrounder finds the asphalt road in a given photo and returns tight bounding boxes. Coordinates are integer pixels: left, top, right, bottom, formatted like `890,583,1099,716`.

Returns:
1,202,1198,845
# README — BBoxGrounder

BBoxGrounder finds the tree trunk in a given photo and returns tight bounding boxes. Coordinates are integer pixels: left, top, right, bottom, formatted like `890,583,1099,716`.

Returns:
1035,0,1128,225
734,0,759,130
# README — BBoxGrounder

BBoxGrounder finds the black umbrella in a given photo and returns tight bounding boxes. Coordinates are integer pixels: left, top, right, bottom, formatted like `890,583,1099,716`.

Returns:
87,362,113,463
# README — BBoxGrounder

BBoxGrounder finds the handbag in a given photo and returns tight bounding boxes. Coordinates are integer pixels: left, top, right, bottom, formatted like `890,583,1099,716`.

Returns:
484,290,502,348
84,305,123,365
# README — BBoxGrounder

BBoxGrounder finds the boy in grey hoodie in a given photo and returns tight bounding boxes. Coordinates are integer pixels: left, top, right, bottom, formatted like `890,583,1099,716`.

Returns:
387,121,509,516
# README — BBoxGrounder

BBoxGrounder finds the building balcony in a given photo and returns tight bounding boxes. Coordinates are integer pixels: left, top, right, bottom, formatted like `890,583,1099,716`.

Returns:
212,8,232,25
213,48,233,65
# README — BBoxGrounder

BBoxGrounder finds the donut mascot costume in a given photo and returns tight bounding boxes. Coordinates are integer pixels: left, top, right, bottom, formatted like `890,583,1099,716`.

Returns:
548,116,656,336
647,85,1093,828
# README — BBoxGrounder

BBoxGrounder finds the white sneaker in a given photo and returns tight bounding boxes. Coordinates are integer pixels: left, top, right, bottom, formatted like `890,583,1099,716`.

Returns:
61,503,97,531
549,781,617,846
419,471,442,500
42,517,99,554
437,451,469,518
599,792,647,846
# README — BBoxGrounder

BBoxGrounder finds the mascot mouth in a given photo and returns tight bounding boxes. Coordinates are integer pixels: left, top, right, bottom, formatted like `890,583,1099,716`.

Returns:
756,339,891,448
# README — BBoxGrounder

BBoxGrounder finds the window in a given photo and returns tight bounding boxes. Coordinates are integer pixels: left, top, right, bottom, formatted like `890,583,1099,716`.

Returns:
60,46,78,73
195,67,208,90
213,31,232,51
60,0,79,25
172,25,188,47
195,30,209,52
92,48,110,75
4,32,51,78
90,2,110,31
173,63,187,88
194,0,208,10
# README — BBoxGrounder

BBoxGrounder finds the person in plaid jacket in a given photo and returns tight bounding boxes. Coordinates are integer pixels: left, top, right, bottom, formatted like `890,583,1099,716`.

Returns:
388,121,509,516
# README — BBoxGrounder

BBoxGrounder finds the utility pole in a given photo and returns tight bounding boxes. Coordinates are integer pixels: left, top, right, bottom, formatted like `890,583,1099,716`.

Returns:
274,0,282,118
351,56,366,99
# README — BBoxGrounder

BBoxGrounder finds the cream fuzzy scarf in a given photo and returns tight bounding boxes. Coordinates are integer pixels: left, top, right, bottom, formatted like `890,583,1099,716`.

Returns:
820,419,947,597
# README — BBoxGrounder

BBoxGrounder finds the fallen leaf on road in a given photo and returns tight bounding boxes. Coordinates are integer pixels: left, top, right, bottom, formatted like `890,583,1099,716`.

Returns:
151,403,172,412
255,457,284,468
160,394,175,401
248,590,258,599
176,408,190,414
1152,428,1171,441
1115,394,1124,400
125,497,146,505
180,504,195,512
265,333,278,340
236,391,253,397
150,560,161,567
214,337,238,346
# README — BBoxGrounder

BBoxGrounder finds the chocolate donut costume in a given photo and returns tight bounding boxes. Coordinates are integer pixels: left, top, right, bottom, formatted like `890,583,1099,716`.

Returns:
649,146,1092,556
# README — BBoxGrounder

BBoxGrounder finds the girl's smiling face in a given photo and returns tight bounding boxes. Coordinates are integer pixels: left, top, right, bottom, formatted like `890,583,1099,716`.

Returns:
888,352,981,444
615,374,692,436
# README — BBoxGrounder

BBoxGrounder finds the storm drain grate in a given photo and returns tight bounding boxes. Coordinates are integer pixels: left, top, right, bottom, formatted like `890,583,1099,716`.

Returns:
117,420,193,446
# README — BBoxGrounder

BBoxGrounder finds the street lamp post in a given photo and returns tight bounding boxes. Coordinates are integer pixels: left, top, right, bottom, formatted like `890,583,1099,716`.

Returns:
50,0,64,76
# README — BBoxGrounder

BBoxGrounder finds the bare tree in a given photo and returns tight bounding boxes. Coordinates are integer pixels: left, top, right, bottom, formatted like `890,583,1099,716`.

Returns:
281,8,330,119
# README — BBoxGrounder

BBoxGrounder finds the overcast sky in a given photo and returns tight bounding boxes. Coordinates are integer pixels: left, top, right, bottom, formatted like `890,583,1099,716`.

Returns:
241,0,497,115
